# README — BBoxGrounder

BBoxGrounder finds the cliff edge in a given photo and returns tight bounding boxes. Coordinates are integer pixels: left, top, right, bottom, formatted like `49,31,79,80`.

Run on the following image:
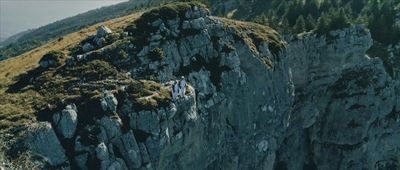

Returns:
1,2,399,170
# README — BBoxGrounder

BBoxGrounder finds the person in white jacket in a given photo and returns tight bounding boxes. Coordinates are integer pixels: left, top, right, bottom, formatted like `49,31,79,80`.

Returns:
171,82,175,100
174,80,180,98
179,76,186,97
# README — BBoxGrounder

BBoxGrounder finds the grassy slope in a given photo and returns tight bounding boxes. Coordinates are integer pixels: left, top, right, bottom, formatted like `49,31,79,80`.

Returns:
0,3,286,166
0,11,143,132
0,1,285,132
0,0,156,60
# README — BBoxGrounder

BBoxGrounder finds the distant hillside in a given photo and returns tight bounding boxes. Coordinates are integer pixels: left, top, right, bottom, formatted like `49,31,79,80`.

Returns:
0,29,34,48
1,2,400,169
0,0,160,60
1,0,399,61
210,0,400,43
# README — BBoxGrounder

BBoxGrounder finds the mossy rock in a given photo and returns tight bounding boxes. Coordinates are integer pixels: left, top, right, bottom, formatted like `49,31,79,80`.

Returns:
135,2,206,30
39,50,65,68
124,2,206,48
219,18,286,58
125,80,171,111
149,48,164,61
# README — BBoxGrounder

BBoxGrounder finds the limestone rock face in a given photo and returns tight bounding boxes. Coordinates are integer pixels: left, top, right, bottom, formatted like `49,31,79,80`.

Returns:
20,4,400,170
115,4,292,169
97,25,112,38
113,131,142,169
25,122,69,167
276,26,400,170
53,104,78,138
100,91,118,113
82,43,94,53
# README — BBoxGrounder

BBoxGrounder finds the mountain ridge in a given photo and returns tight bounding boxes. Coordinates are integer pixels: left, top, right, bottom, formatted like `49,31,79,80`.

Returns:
0,1,400,170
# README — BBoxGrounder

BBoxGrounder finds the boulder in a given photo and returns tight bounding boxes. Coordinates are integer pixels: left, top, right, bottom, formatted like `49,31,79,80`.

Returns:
100,91,118,113
96,142,109,161
95,37,106,47
107,158,128,170
98,116,122,142
82,43,94,52
39,51,64,68
190,17,206,30
25,122,68,166
97,25,112,37
53,104,78,138
113,131,142,169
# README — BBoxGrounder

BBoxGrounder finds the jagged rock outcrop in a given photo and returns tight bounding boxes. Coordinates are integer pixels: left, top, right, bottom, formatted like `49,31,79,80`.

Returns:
82,43,95,53
97,25,112,38
21,3,400,170
100,91,118,113
115,3,292,169
25,122,69,167
53,104,78,139
276,26,400,170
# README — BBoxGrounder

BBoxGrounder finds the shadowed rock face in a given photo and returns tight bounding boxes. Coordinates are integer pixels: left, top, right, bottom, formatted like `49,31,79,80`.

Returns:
52,104,78,139
277,26,400,170
23,3,400,170
25,122,68,166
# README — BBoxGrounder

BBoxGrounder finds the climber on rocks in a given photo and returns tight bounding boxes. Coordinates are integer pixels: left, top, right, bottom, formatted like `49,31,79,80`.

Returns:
172,80,179,101
171,77,187,101
179,76,186,97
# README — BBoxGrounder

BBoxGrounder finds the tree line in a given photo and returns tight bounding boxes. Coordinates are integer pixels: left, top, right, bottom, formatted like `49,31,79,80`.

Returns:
245,0,400,45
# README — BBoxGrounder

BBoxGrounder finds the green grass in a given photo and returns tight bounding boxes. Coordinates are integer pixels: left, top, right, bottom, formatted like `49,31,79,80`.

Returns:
125,80,171,111
149,48,164,61
20,58,170,117
125,2,206,48
135,2,206,29
219,18,286,66
0,89,44,132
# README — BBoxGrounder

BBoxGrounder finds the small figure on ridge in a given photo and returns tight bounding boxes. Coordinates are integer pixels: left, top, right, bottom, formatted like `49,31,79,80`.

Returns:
179,76,186,97
173,80,179,100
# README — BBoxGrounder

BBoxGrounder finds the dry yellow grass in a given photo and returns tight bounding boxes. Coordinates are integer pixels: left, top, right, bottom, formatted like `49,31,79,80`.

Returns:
0,11,143,132
0,12,142,80
217,17,286,52
0,4,285,132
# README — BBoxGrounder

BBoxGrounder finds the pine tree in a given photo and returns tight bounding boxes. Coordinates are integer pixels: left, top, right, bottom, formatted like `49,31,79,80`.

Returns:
285,1,302,26
328,8,350,31
294,15,306,33
277,1,288,16
306,14,316,30
315,13,329,35
319,0,332,12
303,0,319,16
280,17,290,34
351,0,366,13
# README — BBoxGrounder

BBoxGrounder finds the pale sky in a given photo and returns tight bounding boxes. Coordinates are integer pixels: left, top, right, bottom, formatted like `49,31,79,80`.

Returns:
0,0,127,41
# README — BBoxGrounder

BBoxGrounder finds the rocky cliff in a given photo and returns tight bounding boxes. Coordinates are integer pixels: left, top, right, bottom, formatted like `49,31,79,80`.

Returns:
7,2,400,170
